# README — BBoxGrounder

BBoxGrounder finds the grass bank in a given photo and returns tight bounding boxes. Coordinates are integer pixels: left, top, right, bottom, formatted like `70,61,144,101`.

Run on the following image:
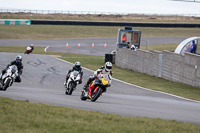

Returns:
1,46,200,101
0,97,199,133
0,25,200,40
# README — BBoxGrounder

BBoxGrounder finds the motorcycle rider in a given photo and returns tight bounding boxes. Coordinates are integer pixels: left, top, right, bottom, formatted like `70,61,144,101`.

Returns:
83,61,112,99
25,44,34,54
30,44,34,52
64,61,83,86
0,55,23,83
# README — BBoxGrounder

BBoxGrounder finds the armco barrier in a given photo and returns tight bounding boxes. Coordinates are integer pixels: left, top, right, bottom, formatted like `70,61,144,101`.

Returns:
31,20,200,28
0,19,31,25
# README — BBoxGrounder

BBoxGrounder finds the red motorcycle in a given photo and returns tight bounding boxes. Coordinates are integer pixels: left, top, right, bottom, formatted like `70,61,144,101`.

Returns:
24,46,33,55
80,74,112,102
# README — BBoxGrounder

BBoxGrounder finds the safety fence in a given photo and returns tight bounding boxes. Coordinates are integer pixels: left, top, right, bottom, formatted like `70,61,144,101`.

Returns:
1,19,199,28
31,20,200,28
1,9,200,17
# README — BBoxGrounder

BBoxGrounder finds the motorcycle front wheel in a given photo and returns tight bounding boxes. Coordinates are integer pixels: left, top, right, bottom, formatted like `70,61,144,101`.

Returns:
3,78,11,91
68,82,75,95
91,87,102,102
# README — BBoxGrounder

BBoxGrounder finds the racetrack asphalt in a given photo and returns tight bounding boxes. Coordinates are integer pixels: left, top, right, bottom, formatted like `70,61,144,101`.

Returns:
0,52,200,124
0,37,188,55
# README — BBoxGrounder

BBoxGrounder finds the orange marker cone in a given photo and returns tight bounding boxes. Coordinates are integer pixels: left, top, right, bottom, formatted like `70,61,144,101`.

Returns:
66,43,68,48
92,43,94,48
78,43,80,48
104,43,107,48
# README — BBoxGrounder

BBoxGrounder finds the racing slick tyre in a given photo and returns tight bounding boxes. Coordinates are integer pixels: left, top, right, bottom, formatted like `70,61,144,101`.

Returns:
91,87,102,102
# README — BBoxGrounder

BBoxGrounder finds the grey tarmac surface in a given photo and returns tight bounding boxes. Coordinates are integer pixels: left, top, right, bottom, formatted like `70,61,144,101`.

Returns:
0,52,200,124
0,37,188,55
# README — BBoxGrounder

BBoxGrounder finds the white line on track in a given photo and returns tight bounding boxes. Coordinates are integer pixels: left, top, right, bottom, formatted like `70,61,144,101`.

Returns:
44,46,49,52
55,57,200,103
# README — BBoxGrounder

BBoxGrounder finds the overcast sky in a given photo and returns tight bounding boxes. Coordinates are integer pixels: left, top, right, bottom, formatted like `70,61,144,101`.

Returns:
0,0,200,15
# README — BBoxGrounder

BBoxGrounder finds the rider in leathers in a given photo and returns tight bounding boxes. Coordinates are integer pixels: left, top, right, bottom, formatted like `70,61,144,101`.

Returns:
0,55,23,83
30,44,34,53
83,62,112,98
64,61,83,86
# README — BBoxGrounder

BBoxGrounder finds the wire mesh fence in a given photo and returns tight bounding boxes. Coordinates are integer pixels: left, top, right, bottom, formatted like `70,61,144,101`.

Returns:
0,9,200,17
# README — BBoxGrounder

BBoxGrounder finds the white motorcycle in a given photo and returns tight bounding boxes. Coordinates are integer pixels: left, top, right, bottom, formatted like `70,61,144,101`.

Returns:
0,65,18,91
65,70,81,95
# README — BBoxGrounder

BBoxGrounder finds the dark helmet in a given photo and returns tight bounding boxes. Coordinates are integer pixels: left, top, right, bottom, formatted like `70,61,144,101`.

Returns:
192,40,195,43
16,55,22,64
74,61,81,70
105,62,112,72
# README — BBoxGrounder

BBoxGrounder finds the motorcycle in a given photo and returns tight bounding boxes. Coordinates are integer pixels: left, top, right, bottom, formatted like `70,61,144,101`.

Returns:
80,73,112,102
65,70,81,95
24,46,33,54
0,65,18,91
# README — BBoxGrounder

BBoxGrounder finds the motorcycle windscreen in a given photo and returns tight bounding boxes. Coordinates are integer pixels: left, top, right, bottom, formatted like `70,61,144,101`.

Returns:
100,74,109,85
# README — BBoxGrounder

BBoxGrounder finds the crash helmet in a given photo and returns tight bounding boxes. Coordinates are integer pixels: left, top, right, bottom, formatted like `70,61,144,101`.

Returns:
31,44,34,46
192,40,195,44
105,62,112,72
16,55,22,64
74,61,81,70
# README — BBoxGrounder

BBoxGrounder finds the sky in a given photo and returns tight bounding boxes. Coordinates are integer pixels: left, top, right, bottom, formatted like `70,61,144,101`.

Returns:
0,0,200,16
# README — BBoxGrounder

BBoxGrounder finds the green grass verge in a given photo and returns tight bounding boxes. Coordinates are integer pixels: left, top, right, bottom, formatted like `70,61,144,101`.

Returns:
0,97,199,133
0,25,200,40
1,46,200,101
141,43,178,51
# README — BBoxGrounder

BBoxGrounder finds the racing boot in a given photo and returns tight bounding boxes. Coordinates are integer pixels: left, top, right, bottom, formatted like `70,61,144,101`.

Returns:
83,84,88,91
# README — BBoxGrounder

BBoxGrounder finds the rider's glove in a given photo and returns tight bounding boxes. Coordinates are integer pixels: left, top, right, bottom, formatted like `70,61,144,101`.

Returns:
79,80,82,84
66,74,69,77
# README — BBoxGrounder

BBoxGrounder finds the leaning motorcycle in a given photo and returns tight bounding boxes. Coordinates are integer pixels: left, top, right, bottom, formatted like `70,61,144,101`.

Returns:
0,65,18,91
24,46,32,54
80,74,112,102
65,70,81,95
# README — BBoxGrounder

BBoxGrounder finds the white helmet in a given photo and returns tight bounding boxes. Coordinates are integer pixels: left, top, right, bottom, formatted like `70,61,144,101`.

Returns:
105,62,112,72
31,44,34,46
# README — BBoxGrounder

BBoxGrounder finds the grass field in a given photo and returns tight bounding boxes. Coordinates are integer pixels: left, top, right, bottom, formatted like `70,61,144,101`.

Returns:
0,25,200,40
1,97,199,133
